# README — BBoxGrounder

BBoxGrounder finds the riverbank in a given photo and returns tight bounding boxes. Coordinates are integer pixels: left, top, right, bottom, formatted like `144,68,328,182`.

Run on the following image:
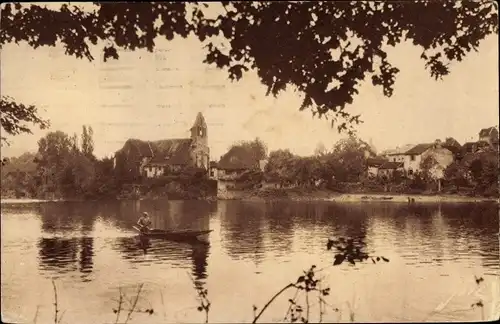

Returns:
2,191,497,204
0,198,61,204
235,188,499,203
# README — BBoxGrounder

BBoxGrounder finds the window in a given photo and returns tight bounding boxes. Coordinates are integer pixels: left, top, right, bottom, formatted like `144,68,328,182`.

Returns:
408,169,413,175
410,155,415,161
199,128,203,136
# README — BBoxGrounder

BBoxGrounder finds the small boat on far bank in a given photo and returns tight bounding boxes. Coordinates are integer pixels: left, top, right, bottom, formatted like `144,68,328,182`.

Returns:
132,226,212,243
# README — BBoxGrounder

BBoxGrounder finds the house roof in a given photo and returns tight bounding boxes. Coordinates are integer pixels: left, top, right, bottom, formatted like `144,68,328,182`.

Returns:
209,161,218,168
147,139,193,165
479,126,498,138
366,157,387,167
405,143,433,155
379,161,404,170
217,146,260,170
383,144,415,156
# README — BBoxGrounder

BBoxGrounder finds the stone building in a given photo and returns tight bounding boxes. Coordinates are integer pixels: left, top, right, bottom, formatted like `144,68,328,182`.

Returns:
113,112,210,180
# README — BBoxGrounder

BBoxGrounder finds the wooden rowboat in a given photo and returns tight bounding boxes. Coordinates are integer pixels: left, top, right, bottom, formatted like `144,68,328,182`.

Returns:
132,226,212,243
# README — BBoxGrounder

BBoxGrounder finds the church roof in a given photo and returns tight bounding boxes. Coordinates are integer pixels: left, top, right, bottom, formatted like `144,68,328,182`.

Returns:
119,138,193,166
123,139,155,157
147,139,193,165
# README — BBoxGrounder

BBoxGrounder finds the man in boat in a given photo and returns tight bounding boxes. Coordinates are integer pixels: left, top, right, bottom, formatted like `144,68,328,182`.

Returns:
137,212,152,234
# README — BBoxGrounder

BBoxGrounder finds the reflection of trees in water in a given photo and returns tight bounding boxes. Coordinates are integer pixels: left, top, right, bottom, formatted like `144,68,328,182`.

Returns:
38,238,78,274
37,202,99,280
363,202,498,270
263,201,295,254
218,201,374,262
218,200,266,264
100,199,212,232
38,201,99,233
79,237,94,274
440,203,499,269
37,236,94,280
112,236,210,282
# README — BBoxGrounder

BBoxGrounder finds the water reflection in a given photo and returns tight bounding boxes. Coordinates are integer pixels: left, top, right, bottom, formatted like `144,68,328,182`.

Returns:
112,236,210,281
35,200,212,282
37,202,98,281
3,198,499,323
32,199,499,279
218,201,266,264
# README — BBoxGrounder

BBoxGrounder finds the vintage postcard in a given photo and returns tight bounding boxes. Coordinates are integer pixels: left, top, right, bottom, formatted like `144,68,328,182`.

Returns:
1,1,499,323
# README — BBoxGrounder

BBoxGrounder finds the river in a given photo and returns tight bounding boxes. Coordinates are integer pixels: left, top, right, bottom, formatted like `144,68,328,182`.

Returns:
1,199,499,323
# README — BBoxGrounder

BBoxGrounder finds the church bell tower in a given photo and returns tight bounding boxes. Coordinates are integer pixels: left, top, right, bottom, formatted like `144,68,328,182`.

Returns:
190,112,209,169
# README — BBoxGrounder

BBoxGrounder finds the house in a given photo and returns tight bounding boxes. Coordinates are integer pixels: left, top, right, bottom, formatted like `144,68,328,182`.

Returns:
378,161,405,178
366,157,387,178
113,112,210,179
403,140,454,178
215,145,267,196
479,126,499,148
461,140,491,155
382,144,415,164
216,146,264,180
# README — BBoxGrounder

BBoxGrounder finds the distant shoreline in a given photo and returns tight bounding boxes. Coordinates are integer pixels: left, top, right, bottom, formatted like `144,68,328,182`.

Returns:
285,193,498,203
0,198,64,204
1,192,497,205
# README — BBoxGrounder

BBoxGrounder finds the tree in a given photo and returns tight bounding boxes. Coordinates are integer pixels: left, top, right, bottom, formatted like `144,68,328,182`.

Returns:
444,161,468,191
420,155,440,181
35,131,73,197
0,152,38,197
264,149,296,186
330,136,368,182
34,130,97,198
467,152,499,195
1,1,497,139
0,96,49,145
444,137,462,149
314,142,327,157
229,137,268,161
81,125,95,159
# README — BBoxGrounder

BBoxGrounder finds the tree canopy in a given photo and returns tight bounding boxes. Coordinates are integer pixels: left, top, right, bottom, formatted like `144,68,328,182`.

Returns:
1,1,497,141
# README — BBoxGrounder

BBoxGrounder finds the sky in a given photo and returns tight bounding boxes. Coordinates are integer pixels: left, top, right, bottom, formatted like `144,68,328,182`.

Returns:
1,8,498,161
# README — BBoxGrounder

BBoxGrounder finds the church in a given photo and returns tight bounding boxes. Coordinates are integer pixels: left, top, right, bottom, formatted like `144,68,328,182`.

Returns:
113,112,210,179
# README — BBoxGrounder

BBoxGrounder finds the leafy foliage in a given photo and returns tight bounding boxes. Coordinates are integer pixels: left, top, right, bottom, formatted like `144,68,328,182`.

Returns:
327,237,389,266
1,1,497,138
228,137,268,162
263,135,375,188
444,160,468,191
419,155,440,181
0,96,49,145
34,129,98,198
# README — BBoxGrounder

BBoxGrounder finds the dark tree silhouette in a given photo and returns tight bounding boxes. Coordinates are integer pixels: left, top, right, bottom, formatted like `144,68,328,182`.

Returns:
1,1,497,138
0,96,50,145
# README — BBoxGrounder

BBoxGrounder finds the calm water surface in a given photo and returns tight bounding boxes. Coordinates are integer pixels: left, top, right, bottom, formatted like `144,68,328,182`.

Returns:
1,199,499,323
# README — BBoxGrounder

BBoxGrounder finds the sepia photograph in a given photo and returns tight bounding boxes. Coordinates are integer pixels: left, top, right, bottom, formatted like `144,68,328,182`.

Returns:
1,1,499,323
